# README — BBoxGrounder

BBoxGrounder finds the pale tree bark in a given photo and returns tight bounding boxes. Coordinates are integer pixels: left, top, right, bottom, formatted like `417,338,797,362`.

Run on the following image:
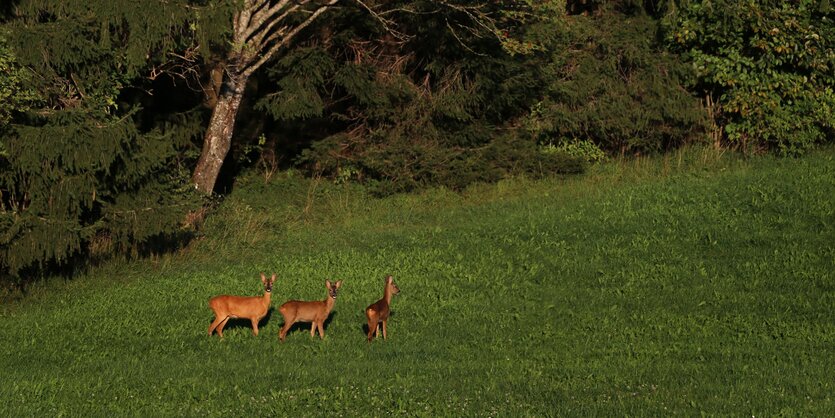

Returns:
192,81,246,193
192,0,341,194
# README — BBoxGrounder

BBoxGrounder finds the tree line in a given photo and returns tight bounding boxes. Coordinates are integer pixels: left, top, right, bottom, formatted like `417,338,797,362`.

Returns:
1,0,833,287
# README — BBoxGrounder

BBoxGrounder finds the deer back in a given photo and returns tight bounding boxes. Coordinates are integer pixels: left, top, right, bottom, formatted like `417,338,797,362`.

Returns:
210,294,270,318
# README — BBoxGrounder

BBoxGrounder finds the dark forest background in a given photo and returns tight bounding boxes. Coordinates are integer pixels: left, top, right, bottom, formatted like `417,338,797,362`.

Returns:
1,0,833,287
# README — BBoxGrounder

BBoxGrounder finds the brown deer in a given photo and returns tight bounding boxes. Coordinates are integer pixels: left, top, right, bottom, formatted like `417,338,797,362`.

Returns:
278,279,343,342
208,273,276,338
365,275,400,342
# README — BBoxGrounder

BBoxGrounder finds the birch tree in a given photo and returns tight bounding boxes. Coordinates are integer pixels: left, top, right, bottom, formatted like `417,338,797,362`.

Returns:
192,0,340,194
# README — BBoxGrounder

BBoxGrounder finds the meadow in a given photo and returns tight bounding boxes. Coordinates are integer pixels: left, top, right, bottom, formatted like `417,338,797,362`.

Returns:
1,146,833,416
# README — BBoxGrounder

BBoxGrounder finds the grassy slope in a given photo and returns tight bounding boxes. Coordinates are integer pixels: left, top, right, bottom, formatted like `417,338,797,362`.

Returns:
1,147,833,416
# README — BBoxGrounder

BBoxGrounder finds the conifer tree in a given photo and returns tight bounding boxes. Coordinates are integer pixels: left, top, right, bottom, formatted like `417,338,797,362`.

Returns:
0,1,202,284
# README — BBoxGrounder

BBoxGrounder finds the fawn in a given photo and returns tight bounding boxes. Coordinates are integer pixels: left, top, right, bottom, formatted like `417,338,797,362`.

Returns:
278,279,343,342
208,272,276,338
365,275,400,342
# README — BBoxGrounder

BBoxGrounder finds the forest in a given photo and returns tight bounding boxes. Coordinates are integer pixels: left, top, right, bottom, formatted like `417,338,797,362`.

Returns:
1,0,834,286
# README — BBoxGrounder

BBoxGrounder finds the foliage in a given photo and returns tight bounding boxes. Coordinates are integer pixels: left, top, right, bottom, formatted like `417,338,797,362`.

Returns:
664,0,835,154
252,1,588,194
522,6,708,154
0,33,39,135
1,147,833,414
0,110,202,283
542,138,609,164
4,0,833,287
0,1,205,285
252,0,708,194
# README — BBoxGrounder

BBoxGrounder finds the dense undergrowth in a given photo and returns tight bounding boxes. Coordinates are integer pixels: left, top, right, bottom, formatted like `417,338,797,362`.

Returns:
5,1,833,281
1,146,833,415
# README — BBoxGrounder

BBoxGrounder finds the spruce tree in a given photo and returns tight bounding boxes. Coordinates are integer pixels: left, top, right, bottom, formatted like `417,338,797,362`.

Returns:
0,1,203,285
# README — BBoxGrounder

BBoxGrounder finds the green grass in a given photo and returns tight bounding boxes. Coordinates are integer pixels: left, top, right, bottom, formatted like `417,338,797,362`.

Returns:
2,146,834,415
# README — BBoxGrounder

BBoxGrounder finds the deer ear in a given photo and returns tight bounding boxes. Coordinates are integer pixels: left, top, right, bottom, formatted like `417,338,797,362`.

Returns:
260,272,266,283
270,274,276,283
335,280,343,288
386,275,393,283
326,279,332,288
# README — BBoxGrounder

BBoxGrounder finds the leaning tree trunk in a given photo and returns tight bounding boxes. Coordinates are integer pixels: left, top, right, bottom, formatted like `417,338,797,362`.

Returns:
191,79,247,194
189,0,341,194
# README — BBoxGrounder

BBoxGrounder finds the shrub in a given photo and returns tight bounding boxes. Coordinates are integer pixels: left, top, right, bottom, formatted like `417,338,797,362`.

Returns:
664,0,835,155
299,131,585,196
524,10,708,154
0,110,202,287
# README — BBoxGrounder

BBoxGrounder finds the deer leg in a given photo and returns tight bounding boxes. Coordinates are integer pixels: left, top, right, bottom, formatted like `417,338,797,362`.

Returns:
367,320,376,342
251,319,259,336
208,316,225,336
216,317,231,338
382,320,388,340
368,315,377,339
317,321,325,339
310,322,317,337
279,320,292,342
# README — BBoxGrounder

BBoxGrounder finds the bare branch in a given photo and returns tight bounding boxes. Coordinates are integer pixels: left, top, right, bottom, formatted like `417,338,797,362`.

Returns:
352,0,412,41
240,0,340,78
147,46,204,94
256,25,292,54
245,0,294,41
378,6,441,16
356,0,501,49
445,19,485,56
247,4,301,50
234,5,254,44
438,1,499,38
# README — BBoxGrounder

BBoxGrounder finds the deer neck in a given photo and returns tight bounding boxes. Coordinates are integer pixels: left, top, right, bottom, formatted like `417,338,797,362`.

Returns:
262,291,272,308
323,295,336,313
383,286,393,305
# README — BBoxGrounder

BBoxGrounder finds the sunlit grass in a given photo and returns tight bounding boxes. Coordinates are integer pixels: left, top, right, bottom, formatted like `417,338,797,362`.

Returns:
1,146,833,415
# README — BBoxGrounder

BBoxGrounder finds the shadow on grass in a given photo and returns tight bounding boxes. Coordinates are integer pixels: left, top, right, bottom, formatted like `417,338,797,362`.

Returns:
208,307,275,336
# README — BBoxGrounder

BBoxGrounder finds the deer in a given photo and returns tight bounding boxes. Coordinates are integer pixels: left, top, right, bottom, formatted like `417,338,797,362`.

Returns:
365,275,400,342
208,272,276,338
278,279,343,342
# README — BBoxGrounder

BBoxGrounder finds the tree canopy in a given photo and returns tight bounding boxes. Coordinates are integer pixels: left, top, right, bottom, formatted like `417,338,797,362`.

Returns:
1,0,833,286
665,0,835,154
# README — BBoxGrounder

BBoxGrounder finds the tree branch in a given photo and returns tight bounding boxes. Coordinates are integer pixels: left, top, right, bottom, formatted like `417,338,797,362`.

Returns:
352,0,412,41
240,0,340,78
245,0,295,41
247,4,301,50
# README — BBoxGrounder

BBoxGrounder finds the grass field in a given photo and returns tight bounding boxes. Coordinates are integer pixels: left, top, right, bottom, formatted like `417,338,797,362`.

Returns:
1,147,833,416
